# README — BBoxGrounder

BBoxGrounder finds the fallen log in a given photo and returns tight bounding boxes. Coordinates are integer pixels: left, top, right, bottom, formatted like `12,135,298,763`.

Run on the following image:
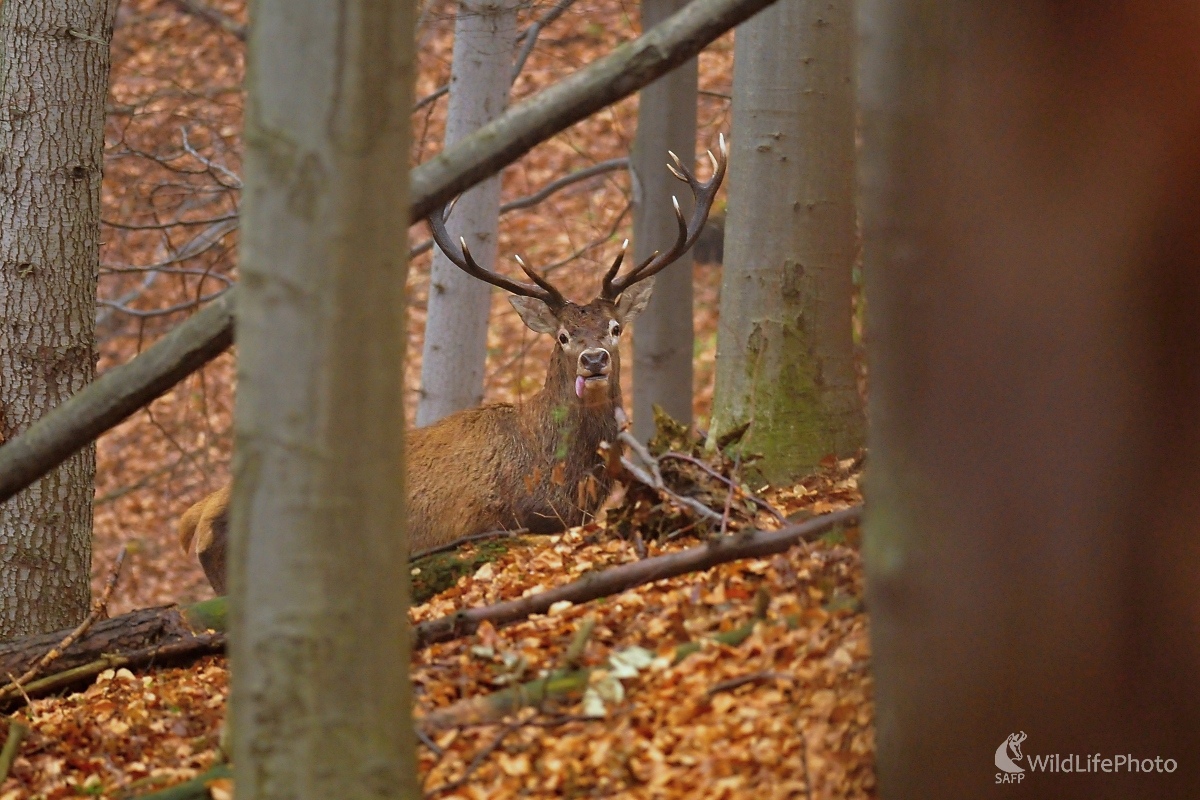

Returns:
0,598,225,709
413,506,862,649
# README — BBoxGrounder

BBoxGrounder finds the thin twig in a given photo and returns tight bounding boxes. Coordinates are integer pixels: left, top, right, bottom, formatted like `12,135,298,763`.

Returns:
511,0,579,82
0,548,127,699
413,83,449,112
181,128,243,189
3,675,31,709
411,528,528,561
408,159,629,259
415,725,444,756
659,452,786,525
706,670,787,696
97,288,230,319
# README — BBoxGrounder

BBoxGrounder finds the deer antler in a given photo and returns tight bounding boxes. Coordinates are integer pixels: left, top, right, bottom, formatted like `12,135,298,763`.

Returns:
601,133,728,300
427,199,566,308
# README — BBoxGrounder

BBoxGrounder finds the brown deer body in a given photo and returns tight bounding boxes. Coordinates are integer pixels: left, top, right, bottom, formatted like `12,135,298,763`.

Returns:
179,139,727,595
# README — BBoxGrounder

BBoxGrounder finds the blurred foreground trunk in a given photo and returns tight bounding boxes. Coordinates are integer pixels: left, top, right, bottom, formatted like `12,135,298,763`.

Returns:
860,1,1200,797
232,0,418,796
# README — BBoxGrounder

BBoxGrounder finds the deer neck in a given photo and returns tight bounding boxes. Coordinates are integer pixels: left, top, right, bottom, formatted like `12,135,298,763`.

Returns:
525,350,620,464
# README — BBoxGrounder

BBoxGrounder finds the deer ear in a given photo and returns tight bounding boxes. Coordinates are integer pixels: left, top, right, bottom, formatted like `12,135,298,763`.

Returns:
617,279,655,322
509,295,559,334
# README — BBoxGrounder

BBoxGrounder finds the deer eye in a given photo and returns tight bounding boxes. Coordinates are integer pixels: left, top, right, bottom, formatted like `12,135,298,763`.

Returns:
557,332,570,346
610,321,622,338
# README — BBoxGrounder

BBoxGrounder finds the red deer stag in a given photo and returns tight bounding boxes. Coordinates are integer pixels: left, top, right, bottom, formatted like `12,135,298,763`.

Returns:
179,138,727,594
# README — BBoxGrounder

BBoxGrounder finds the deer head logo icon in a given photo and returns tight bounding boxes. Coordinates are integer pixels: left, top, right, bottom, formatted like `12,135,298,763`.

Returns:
995,732,1028,774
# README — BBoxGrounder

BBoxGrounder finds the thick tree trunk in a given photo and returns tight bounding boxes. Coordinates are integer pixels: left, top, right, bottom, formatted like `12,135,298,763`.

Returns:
860,1,1200,797
232,1,418,797
709,0,863,484
630,0,698,441
0,0,118,636
417,0,517,427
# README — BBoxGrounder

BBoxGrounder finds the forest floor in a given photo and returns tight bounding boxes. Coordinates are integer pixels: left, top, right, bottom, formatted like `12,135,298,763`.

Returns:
0,0,874,796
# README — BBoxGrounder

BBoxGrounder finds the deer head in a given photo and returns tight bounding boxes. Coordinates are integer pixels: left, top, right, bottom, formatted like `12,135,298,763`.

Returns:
426,135,728,408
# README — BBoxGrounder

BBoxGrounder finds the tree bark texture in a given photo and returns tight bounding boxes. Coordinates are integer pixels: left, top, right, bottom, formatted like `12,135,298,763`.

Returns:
630,0,698,441
417,0,517,427
0,0,787,508
232,1,418,798
709,0,863,484
860,1,1200,797
0,0,119,636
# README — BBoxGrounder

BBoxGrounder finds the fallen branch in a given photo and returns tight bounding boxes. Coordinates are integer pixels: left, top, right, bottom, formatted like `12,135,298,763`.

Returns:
612,432,725,525
0,0,781,506
659,451,786,524
413,505,861,650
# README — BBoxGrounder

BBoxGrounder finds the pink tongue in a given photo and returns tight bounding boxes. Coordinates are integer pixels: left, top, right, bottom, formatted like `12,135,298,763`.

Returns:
575,376,585,398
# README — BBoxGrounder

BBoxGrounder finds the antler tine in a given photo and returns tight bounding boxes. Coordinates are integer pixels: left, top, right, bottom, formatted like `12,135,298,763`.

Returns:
600,239,630,300
513,254,566,307
601,135,728,300
427,198,564,307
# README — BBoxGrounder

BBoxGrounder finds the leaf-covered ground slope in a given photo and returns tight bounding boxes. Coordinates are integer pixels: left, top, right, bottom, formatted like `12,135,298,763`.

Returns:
1,466,870,798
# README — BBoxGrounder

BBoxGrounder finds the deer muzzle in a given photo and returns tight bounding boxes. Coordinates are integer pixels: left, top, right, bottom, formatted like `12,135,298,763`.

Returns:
575,348,611,398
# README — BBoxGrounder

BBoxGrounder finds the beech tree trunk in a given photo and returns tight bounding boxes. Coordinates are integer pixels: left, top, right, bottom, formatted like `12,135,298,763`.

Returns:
416,0,517,427
0,0,118,636
709,0,863,483
232,1,418,796
860,1,1200,797
630,0,698,441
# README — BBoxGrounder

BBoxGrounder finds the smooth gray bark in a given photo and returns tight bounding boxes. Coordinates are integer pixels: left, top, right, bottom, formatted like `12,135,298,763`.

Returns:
709,0,863,483
230,1,418,796
0,0,119,636
417,0,517,427
0,0,787,506
630,0,698,441
861,1,1200,797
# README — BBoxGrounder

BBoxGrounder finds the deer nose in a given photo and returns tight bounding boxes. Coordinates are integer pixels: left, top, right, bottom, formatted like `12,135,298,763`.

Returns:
578,348,610,375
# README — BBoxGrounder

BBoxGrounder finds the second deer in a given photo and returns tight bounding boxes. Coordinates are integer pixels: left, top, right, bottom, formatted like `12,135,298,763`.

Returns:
179,138,727,594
